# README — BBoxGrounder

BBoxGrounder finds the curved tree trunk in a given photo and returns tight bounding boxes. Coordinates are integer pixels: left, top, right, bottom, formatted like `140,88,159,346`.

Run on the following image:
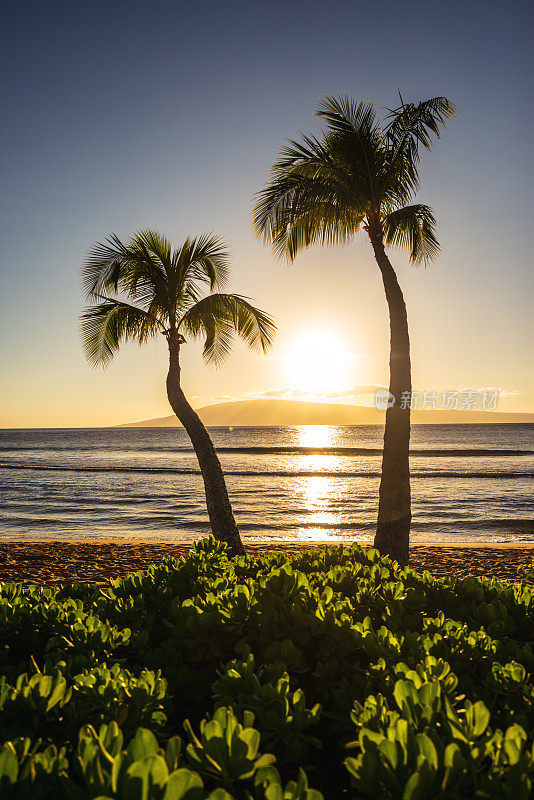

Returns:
166,336,245,556
369,234,411,566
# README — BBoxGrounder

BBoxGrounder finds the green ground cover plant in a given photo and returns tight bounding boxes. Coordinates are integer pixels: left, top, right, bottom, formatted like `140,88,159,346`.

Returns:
0,539,533,798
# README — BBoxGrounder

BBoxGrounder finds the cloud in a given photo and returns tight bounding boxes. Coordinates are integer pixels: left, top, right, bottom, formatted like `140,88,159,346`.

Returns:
480,387,520,399
442,386,521,400
204,383,525,411
236,385,387,405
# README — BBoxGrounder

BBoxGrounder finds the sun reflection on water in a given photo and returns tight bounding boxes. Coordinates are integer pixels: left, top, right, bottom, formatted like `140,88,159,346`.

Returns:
296,425,335,448
295,425,339,472
301,475,337,517
294,426,345,540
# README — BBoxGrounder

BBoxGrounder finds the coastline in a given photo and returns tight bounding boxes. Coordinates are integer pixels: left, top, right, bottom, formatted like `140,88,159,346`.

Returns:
0,538,532,586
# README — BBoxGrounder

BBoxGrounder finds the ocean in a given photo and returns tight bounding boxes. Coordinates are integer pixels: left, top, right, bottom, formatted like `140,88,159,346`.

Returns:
0,424,532,544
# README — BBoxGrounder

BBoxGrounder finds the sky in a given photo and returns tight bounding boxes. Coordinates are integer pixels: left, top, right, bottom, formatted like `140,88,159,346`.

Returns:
0,0,532,427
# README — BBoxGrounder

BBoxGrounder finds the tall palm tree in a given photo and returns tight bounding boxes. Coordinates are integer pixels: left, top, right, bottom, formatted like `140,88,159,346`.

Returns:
253,94,455,565
81,229,276,556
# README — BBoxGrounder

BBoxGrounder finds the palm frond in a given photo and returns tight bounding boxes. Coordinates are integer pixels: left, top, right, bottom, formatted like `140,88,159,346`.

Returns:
253,94,390,258
315,94,385,206
179,293,276,366
81,231,274,369
175,233,231,292
254,93,454,265
253,168,363,260
252,129,369,260
386,96,456,165
82,234,132,298
82,232,169,312
80,297,163,367
278,199,363,260
383,204,440,266
134,229,172,266
315,94,377,137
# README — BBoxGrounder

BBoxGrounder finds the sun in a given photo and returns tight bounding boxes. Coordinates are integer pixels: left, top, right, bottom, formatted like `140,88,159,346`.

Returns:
284,330,353,394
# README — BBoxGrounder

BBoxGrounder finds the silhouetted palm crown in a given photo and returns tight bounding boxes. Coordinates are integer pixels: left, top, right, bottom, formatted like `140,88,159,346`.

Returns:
81,231,275,366
253,95,456,262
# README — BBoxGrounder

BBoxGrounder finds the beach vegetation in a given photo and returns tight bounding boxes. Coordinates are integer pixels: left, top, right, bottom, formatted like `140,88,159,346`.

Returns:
1,539,533,797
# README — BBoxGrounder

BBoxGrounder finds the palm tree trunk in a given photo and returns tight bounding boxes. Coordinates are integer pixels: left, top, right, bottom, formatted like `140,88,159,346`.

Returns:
369,234,411,566
166,337,245,556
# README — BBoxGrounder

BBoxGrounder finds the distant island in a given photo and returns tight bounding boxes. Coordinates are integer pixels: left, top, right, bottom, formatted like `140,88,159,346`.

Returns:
120,398,534,427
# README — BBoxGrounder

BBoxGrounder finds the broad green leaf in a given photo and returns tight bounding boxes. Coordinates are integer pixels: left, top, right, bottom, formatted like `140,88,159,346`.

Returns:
126,729,160,763
163,768,203,800
0,747,18,783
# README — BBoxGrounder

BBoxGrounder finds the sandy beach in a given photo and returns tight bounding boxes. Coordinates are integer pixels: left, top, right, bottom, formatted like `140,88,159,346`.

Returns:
0,539,531,586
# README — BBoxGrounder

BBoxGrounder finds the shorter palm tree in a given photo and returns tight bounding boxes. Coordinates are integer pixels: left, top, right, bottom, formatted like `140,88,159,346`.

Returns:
81,229,276,555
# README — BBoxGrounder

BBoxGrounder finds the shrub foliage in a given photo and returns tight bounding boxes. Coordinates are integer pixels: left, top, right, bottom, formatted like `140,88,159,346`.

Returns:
0,539,533,798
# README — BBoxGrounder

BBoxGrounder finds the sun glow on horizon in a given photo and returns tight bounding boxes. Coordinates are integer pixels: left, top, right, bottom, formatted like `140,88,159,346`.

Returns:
284,330,355,395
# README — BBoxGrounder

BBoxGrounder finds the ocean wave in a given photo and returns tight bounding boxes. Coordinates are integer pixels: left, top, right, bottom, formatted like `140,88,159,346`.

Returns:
409,519,534,532
0,463,532,479
0,514,530,535
0,444,532,456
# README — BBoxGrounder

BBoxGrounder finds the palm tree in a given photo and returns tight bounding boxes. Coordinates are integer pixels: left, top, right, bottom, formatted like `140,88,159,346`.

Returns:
253,94,455,565
81,229,276,556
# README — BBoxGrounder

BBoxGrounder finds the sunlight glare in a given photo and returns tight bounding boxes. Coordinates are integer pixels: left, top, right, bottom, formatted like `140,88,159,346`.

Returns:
297,425,334,448
285,330,353,394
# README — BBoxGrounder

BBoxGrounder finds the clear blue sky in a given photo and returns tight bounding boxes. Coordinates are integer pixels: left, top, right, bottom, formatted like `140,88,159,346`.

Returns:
1,0,532,426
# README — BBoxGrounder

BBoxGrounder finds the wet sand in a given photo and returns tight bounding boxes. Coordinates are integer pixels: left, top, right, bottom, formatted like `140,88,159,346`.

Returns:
0,539,532,586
